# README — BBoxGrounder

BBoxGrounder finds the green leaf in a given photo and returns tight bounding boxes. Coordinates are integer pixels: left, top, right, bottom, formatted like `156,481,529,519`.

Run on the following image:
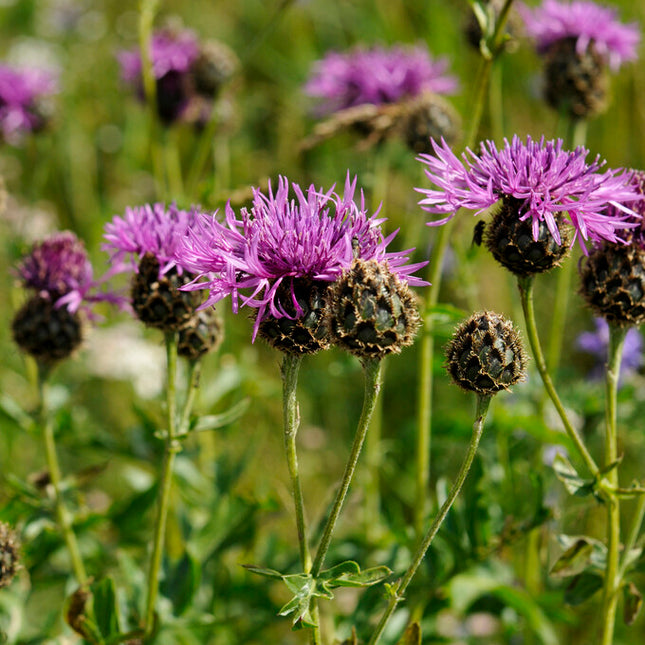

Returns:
0,392,33,431
190,398,250,433
556,534,607,571
318,560,360,580
550,539,594,578
325,564,392,588
242,564,284,579
91,577,121,639
552,454,596,498
564,572,603,606
623,582,643,625
161,551,201,616
396,621,421,645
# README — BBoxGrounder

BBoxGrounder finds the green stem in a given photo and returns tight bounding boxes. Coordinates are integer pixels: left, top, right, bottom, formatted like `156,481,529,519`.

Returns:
600,324,627,645
619,493,645,579
369,395,491,645
311,358,383,577
517,275,599,477
280,354,321,645
281,353,312,573
144,332,180,639
179,360,201,435
138,0,165,198
37,365,88,586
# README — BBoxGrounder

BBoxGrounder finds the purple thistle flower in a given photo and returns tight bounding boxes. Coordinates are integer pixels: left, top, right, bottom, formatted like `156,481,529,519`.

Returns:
117,29,200,84
16,231,120,315
519,0,640,71
602,169,645,248
102,202,199,277
417,135,641,250
0,64,58,144
176,175,428,340
305,44,458,116
577,317,643,384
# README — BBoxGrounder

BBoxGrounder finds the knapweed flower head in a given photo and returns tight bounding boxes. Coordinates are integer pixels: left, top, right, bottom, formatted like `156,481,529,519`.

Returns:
577,318,642,384
16,231,117,313
103,202,199,276
0,64,58,144
118,29,237,126
177,175,427,345
418,135,640,252
305,44,458,116
13,232,119,364
118,28,200,86
103,203,204,331
519,0,640,71
446,311,527,395
579,171,645,326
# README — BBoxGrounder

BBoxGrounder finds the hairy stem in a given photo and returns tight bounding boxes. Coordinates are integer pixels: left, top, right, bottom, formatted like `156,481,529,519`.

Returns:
311,357,383,577
517,275,599,477
145,332,180,638
370,394,491,645
37,365,88,586
600,324,627,645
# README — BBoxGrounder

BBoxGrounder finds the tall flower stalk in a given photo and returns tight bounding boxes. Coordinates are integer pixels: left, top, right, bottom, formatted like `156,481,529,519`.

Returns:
144,331,179,637
600,323,627,645
370,393,490,645
37,364,87,586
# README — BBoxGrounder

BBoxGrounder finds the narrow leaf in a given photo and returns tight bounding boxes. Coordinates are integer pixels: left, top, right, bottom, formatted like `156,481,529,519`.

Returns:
242,564,284,579
564,572,603,606
550,539,594,578
552,454,595,497
191,398,250,433
396,621,421,645
624,582,643,625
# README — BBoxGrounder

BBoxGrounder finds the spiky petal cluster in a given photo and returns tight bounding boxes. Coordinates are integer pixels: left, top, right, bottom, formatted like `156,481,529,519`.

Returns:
305,45,458,116
176,175,427,340
519,0,640,71
16,231,118,313
103,202,199,277
604,170,645,247
417,135,640,250
0,64,58,144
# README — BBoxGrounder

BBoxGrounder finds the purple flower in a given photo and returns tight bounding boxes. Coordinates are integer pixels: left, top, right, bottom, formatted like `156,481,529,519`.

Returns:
176,175,428,340
16,231,120,314
0,64,58,144
118,29,200,84
102,202,199,277
602,169,645,247
577,318,643,384
519,0,640,71
305,44,458,116
417,135,641,250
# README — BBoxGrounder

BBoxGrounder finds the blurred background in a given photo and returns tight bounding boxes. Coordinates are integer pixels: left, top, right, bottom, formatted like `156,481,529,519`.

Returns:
1,0,645,643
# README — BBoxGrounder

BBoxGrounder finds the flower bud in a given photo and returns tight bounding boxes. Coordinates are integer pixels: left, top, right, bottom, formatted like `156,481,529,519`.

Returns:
178,307,225,360
328,259,420,360
258,278,331,355
446,311,527,395
12,295,83,364
485,197,570,276
579,242,645,326
543,37,608,119
131,252,202,331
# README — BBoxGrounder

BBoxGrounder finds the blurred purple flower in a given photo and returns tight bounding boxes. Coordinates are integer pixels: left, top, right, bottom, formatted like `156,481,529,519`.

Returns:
176,175,428,339
519,0,640,71
0,64,58,144
103,202,199,277
16,231,121,315
577,318,643,383
417,135,640,250
305,44,458,116
118,29,200,84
